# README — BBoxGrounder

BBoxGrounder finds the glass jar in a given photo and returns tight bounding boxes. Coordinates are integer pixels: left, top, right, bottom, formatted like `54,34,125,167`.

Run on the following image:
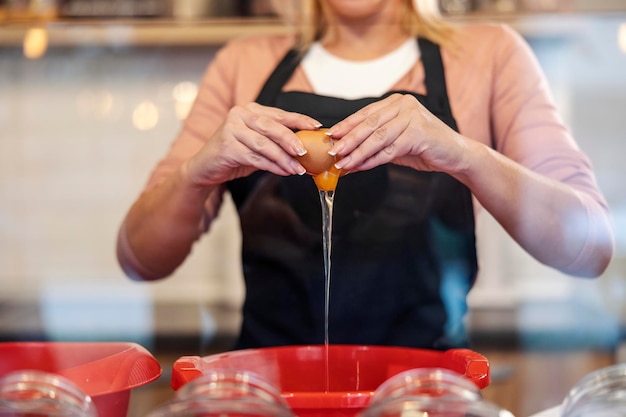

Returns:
146,369,295,417
361,368,516,417
361,397,516,417
561,363,626,417
370,368,483,403
0,370,97,417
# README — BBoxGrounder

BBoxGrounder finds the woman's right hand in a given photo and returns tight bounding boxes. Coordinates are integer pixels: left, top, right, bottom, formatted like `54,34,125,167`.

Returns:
185,102,322,187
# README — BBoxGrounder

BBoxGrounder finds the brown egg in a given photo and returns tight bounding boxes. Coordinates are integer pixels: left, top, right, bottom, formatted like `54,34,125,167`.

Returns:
296,129,336,175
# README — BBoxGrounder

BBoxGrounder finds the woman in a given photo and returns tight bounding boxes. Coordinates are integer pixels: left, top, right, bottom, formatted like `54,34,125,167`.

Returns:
117,0,614,349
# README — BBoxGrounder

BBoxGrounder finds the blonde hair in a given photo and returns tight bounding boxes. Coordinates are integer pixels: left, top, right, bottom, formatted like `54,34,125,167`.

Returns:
270,0,456,52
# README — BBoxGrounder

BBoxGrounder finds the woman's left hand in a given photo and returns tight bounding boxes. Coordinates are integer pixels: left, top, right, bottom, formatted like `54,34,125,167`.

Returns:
326,93,470,176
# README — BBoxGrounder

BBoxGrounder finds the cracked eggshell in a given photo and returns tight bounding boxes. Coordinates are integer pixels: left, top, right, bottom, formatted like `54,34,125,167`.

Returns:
295,129,336,175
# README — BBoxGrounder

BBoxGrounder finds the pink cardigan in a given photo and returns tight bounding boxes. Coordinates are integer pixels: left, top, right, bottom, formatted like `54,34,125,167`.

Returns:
120,23,610,276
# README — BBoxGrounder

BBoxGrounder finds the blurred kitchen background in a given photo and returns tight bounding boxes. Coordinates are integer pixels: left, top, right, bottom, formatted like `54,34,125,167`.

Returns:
1,0,626,416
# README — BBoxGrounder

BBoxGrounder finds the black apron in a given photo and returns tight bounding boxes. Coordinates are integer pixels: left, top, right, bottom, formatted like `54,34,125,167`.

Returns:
227,38,478,350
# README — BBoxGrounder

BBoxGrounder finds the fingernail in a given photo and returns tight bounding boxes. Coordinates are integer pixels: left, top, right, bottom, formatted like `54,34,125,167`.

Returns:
328,142,342,156
313,121,323,128
324,129,334,136
292,160,306,175
296,147,307,156
334,156,350,169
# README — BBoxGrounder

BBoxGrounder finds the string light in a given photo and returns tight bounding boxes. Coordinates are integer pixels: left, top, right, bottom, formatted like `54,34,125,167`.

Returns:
132,100,159,131
23,27,48,59
172,81,198,120
619,23,626,54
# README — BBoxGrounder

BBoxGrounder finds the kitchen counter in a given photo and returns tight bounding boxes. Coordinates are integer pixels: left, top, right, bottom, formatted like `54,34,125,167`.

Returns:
1,299,621,351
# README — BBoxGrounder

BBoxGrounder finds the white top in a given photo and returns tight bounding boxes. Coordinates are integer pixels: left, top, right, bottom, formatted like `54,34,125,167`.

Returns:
301,38,420,100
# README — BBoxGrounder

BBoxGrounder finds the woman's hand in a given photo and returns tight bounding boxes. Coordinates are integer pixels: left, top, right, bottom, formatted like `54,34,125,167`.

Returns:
186,102,322,187
326,93,469,176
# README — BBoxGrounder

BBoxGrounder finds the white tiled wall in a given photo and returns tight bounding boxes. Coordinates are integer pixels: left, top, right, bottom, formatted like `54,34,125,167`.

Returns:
0,45,245,309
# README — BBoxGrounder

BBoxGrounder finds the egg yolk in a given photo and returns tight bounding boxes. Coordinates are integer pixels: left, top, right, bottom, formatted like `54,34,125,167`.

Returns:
313,165,341,192
296,129,342,192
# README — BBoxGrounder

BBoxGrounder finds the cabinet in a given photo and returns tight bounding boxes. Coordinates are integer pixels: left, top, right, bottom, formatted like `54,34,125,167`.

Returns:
0,13,590,49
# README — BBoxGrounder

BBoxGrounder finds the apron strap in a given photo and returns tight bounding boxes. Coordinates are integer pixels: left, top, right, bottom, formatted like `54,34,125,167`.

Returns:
418,38,458,131
255,49,300,106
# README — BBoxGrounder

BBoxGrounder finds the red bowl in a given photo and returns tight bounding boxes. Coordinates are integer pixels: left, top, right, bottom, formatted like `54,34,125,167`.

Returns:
172,344,490,417
0,342,162,417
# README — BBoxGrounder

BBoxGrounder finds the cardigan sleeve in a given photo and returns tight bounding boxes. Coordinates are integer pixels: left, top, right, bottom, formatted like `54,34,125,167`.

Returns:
488,24,613,270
